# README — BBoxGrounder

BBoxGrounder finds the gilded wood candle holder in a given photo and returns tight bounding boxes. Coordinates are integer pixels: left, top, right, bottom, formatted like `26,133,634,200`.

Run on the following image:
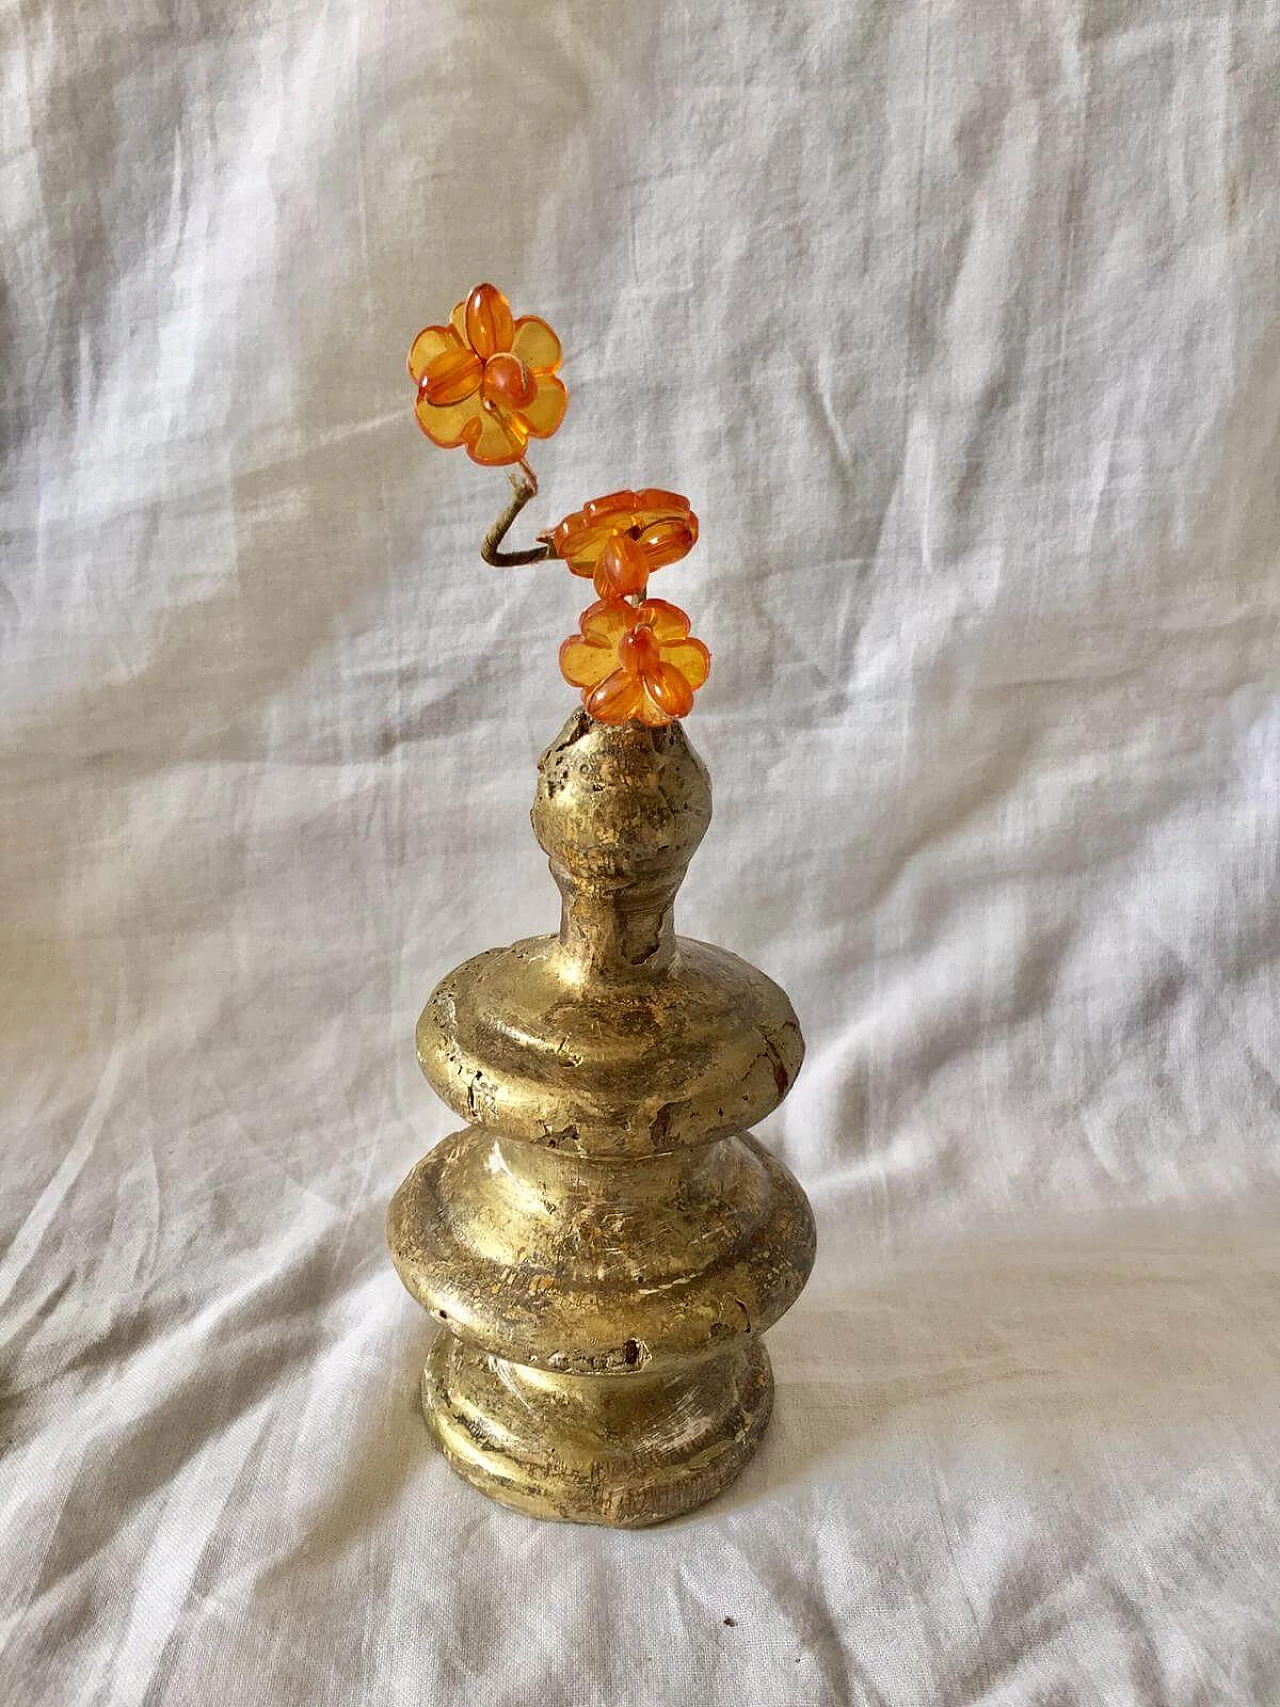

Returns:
388,710,815,1526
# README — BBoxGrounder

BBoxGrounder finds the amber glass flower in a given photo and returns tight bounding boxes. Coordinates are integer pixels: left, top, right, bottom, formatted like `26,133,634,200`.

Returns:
560,597,711,727
408,283,567,467
553,490,698,598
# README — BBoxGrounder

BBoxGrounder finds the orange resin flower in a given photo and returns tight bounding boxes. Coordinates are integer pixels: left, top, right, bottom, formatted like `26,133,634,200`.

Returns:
553,490,698,598
408,283,567,466
560,598,711,727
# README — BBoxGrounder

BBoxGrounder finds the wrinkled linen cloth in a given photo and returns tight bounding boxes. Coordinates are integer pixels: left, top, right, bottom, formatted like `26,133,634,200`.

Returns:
3,2,1280,1703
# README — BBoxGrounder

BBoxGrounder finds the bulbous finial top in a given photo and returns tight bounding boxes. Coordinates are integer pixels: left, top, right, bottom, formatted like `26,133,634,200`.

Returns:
415,708,801,1154
532,709,711,980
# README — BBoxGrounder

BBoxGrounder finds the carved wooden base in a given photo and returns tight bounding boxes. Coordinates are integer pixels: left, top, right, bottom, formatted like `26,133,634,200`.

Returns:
388,712,815,1527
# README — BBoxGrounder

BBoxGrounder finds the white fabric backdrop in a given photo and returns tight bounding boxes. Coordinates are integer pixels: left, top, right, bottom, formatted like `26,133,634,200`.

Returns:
3,1,1280,1702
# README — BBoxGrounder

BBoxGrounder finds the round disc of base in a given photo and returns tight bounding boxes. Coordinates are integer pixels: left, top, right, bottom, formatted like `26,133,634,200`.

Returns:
421,1331,774,1528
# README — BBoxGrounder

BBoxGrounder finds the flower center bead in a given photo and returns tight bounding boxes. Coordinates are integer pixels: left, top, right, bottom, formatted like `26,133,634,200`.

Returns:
619,623,662,675
481,353,538,410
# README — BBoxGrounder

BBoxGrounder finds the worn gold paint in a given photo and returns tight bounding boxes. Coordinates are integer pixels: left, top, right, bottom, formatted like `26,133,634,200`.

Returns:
388,710,815,1526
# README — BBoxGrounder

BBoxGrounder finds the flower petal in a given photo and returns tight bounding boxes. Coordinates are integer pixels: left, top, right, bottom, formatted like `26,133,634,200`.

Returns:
637,598,691,643
584,491,639,524
465,283,515,358
408,323,461,383
481,353,537,410
559,634,616,690
659,637,710,690
587,670,644,725
579,599,636,646
424,345,483,406
519,374,567,439
414,390,483,449
512,315,562,373
466,402,527,466
644,662,695,720
552,495,635,565
552,520,609,569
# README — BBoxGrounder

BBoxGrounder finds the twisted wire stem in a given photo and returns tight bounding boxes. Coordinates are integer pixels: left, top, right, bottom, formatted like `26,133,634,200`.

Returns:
480,461,555,567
